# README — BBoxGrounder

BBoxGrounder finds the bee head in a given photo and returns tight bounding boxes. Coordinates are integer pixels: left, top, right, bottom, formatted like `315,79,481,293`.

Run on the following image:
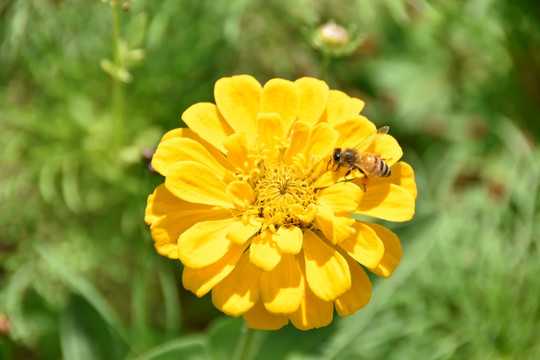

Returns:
332,148,342,162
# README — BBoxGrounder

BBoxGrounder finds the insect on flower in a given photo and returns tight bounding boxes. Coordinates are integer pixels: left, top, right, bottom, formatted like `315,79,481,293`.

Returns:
328,126,392,189
145,75,417,331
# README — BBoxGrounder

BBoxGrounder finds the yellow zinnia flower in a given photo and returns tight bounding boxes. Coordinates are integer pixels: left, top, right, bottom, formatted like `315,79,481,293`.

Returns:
145,75,417,331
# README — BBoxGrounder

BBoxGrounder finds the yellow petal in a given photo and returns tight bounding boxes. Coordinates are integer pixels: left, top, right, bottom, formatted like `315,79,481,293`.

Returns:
302,230,351,301
226,218,261,245
274,226,303,254
322,90,365,126
256,112,284,159
243,299,289,330
177,218,236,268
165,161,232,208
369,134,403,166
311,170,337,189
223,132,250,170
146,184,216,221
314,205,334,243
354,183,416,222
212,251,261,316
362,222,402,278
334,256,371,316
318,182,363,212
249,230,282,271
145,184,187,225
153,244,178,259
368,161,417,199
290,203,317,224
306,123,339,160
260,254,304,314
317,188,347,206
332,116,377,150
226,181,255,211
261,78,299,135
160,128,235,171
215,75,262,140
333,212,356,243
289,284,333,331
182,241,249,297
161,127,185,142
285,121,311,163
150,208,230,259
339,222,384,268
152,137,231,178
295,77,329,126
181,102,233,153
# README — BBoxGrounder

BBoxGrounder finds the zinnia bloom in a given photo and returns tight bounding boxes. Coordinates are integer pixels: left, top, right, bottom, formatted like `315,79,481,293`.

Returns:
145,75,416,330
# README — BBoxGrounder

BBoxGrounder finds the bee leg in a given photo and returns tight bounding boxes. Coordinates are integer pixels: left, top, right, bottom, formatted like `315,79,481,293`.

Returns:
344,166,355,179
358,169,370,192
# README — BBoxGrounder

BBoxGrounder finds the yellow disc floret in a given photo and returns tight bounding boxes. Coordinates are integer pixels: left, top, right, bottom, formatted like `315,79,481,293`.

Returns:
252,163,317,229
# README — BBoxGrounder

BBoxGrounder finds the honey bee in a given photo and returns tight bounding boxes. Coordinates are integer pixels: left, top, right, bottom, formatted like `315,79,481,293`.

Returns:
328,126,391,185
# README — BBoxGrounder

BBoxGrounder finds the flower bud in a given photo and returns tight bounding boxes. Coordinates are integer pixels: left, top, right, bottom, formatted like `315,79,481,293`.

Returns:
307,21,360,58
317,22,351,47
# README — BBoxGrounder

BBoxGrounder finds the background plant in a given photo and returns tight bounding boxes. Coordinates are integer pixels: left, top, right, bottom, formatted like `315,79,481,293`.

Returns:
1,0,539,359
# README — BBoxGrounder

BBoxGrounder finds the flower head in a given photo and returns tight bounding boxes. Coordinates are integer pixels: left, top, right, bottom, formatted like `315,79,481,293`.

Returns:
308,21,360,58
145,75,416,330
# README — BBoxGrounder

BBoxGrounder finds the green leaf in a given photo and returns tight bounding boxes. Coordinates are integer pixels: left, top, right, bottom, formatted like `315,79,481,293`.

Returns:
157,262,182,335
132,336,211,360
60,295,124,360
38,162,59,203
127,12,148,48
207,317,243,360
61,158,83,213
35,242,128,343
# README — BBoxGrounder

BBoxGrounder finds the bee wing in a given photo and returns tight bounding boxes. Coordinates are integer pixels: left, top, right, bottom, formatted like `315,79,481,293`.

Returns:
353,126,389,152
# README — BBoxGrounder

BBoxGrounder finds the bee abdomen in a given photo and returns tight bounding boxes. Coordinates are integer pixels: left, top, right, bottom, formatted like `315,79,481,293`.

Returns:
375,157,391,177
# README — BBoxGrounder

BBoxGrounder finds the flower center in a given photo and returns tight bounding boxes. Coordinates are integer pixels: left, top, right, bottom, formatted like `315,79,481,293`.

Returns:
252,164,317,228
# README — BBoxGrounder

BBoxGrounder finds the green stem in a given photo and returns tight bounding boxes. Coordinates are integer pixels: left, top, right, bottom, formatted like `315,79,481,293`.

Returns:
318,53,331,79
112,1,124,147
232,324,265,360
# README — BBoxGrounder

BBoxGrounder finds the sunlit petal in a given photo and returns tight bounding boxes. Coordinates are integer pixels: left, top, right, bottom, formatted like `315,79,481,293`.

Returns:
260,254,304,314
243,299,289,330
318,182,363,212
363,222,402,278
303,230,351,301
339,222,384,268
215,75,262,140
334,256,371,316
181,103,234,153
261,78,300,135
177,218,236,268
367,161,417,199
152,137,231,178
183,241,249,297
354,183,416,222
290,283,333,330
274,226,303,254
321,90,365,126
166,161,232,208
249,230,282,271
294,77,329,126
212,251,261,316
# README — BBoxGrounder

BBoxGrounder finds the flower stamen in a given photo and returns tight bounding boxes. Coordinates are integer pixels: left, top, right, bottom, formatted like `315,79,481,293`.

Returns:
252,163,317,229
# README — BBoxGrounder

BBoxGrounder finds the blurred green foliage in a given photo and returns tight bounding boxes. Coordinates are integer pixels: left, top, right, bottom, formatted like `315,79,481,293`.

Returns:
1,0,540,359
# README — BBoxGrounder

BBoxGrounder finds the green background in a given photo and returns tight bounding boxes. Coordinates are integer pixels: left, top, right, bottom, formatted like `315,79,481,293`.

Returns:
1,0,540,359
